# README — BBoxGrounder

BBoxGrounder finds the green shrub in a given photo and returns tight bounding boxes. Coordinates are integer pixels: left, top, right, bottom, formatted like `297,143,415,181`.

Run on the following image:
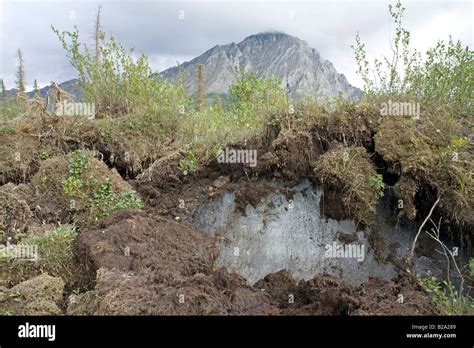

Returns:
369,174,385,197
52,26,189,127
0,100,29,132
61,150,143,220
89,180,142,218
32,151,142,227
68,149,95,176
178,73,288,154
418,275,474,315
352,0,473,117
229,71,287,122
178,152,199,176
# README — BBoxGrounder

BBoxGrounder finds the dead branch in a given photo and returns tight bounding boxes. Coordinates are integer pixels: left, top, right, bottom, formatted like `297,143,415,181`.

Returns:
407,195,440,265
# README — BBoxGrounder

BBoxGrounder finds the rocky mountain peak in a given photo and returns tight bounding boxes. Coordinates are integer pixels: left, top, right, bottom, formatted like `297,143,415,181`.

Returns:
161,32,361,101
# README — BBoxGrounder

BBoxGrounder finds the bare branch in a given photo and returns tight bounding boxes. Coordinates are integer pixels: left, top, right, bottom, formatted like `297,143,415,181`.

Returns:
407,195,440,265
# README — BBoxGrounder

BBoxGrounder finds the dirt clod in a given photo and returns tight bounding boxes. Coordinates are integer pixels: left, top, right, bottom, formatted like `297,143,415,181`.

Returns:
0,273,64,315
76,209,218,283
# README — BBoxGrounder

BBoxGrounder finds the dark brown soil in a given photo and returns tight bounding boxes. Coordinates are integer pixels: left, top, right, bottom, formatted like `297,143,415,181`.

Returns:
0,183,34,242
336,231,359,244
76,209,218,284
254,270,298,306
67,265,441,316
272,130,321,184
352,275,442,315
234,181,277,213
255,271,441,315
320,189,352,221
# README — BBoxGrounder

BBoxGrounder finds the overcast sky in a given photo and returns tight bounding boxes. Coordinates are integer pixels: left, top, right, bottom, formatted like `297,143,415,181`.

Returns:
0,0,472,91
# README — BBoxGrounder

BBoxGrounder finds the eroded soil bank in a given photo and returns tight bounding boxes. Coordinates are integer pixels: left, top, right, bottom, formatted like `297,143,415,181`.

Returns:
63,169,451,315
69,208,441,315
2,105,471,315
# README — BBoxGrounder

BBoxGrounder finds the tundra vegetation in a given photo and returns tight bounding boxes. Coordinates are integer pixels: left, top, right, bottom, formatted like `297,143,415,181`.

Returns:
0,1,472,315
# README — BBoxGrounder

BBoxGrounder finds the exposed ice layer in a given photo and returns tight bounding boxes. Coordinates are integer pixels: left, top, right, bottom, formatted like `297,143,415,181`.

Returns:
192,179,445,285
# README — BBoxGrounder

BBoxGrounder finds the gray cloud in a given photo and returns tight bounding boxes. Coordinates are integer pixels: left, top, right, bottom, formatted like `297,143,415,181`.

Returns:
1,0,472,90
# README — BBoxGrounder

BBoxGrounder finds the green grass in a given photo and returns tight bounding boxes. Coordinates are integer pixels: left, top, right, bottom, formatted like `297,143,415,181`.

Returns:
22,226,77,267
2,226,87,288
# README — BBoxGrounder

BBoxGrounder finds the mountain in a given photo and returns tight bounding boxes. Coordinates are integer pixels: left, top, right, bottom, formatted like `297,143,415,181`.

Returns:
161,32,362,100
5,32,361,102
27,79,83,100
2,79,82,102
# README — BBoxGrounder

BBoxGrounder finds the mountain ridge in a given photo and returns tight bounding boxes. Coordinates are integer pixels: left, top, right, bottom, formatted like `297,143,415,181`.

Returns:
7,32,362,102
161,32,362,100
